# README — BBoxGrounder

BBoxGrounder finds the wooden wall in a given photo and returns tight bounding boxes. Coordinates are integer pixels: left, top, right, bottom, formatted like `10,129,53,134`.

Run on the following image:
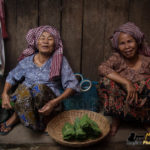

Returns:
4,0,150,81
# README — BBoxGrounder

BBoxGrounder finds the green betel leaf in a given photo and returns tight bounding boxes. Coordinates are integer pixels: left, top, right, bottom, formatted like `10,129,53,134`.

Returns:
80,114,101,139
88,119,101,138
79,114,91,130
74,117,87,140
62,114,102,141
62,122,75,140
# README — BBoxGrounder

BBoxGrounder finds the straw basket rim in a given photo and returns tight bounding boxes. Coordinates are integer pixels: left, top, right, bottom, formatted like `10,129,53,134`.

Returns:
47,110,110,147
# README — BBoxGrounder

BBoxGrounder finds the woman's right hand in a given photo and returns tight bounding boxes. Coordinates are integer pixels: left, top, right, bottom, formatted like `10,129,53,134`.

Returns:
1,93,12,109
105,72,138,105
125,80,138,105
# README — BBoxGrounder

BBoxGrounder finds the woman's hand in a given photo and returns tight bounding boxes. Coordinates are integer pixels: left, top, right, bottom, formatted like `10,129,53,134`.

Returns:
38,88,74,116
1,93,12,109
38,100,57,116
125,80,138,105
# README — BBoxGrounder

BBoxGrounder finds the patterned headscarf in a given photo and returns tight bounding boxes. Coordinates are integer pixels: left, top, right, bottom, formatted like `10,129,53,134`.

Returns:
110,22,150,56
18,25,63,80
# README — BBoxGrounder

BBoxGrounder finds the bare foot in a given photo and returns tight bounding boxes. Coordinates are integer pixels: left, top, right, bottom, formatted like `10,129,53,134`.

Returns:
0,112,19,135
110,118,120,136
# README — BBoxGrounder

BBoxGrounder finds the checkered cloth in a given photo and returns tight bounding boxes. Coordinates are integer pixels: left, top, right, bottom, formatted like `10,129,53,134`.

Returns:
18,26,63,80
110,22,150,56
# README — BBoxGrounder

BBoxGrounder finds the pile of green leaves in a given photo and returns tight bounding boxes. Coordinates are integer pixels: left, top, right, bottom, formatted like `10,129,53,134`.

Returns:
62,114,101,141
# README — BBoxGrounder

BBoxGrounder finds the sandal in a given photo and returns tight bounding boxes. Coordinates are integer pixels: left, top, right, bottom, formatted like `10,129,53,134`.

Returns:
0,121,13,135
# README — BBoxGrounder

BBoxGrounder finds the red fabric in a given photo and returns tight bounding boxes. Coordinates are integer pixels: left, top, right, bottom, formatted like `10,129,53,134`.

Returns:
0,0,8,38
97,77,150,120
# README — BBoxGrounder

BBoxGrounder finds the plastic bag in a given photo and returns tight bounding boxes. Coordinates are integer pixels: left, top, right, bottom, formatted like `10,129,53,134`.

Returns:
62,73,100,112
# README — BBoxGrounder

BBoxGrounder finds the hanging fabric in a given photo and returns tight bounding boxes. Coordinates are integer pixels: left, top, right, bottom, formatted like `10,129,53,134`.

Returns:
0,0,8,39
0,21,5,76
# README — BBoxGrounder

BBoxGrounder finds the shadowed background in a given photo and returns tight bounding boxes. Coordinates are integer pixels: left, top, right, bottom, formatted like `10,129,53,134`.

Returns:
4,0,150,81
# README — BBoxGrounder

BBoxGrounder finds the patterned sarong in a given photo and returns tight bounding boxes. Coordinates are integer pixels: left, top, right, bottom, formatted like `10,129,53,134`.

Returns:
97,77,150,121
10,84,62,131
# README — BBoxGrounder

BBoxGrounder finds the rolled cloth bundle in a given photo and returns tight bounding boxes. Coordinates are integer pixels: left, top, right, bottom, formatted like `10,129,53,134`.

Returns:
110,22,150,56
18,25,63,80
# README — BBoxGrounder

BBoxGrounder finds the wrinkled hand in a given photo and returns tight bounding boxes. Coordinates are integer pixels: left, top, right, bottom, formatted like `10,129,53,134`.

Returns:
136,98,147,108
125,80,138,105
38,100,57,116
1,93,12,109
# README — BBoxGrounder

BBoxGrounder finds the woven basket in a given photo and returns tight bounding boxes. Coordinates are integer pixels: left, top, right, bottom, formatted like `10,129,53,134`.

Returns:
47,110,110,147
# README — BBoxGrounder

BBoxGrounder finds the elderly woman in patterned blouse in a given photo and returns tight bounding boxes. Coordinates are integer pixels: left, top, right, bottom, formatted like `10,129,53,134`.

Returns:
0,26,79,135
98,22,150,136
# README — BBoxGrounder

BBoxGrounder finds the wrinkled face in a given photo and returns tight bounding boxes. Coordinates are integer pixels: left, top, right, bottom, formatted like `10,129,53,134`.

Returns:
118,32,138,59
37,32,55,55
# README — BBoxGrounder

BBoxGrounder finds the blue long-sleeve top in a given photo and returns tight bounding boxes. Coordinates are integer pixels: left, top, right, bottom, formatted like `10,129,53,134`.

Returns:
6,54,80,96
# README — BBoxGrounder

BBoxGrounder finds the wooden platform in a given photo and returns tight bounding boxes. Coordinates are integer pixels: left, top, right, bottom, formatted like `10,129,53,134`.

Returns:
0,114,149,150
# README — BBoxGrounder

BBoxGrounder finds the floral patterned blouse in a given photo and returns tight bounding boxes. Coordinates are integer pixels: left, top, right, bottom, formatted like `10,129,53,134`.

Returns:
6,54,80,96
98,52,150,82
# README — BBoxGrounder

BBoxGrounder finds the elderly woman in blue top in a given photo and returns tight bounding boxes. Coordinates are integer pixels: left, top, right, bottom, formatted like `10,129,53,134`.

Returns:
0,26,79,135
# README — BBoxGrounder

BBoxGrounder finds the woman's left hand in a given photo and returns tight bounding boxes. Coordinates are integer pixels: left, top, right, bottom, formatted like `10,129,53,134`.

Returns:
38,100,57,116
